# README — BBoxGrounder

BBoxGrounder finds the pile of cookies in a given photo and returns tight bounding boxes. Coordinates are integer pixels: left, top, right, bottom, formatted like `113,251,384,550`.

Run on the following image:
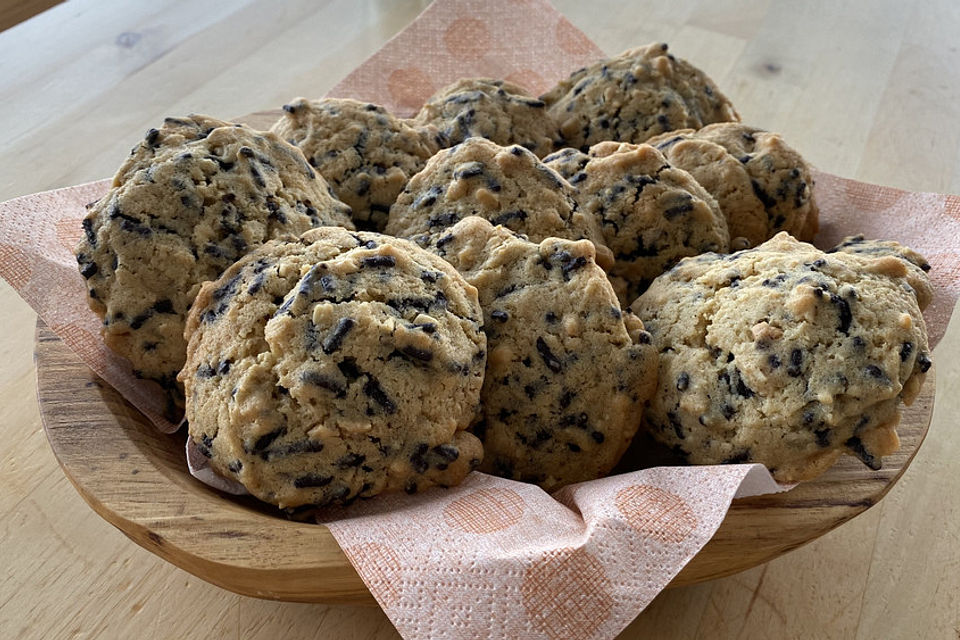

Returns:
75,42,933,511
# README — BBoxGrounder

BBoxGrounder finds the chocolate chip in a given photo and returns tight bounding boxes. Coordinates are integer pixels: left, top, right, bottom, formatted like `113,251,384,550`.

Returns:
260,439,325,461
663,199,695,220
788,349,803,377
362,255,396,268
321,317,355,354
735,374,755,398
490,310,509,322
751,180,777,209
490,209,528,226
676,373,690,391
301,371,346,397
917,352,932,372
845,436,881,470
865,364,888,381
768,354,781,369
453,161,484,179
433,444,460,462
400,345,434,362
536,337,562,373
337,453,366,468
152,299,174,314
82,218,97,247
893,342,913,363
250,428,285,454
129,310,152,330
363,375,397,413
294,474,333,488
830,293,853,334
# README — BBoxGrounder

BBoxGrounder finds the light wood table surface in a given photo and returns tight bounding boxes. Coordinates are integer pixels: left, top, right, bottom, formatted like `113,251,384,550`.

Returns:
2,1,959,638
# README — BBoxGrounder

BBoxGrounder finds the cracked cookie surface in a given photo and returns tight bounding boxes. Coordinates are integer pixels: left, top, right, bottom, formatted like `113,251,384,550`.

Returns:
411,78,560,158
648,123,819,245
546,141,729,304
180,227,486,509
630,232,931,482
542,42,739,151
272,98,442,232
440,217,658,490
75,115,353,418
385,137,613,268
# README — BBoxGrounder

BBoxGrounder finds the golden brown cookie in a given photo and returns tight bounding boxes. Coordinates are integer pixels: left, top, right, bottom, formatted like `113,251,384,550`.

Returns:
271,98,442,231
439,217,658,490
543,42,739,150
648,123,819,245
385,137,613,269
631,233,931,483
547,141,729,304
412,78,561,157
180,227,486,509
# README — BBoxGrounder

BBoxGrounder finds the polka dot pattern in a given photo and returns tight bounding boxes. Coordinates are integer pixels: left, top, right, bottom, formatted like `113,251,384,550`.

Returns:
615,484,698,544
443,488,525,533
443,18,491,61
521,547,613,640
388,67,435,113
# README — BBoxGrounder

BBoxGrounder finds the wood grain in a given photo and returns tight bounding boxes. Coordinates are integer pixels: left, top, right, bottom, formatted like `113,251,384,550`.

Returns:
35,319,935,602
4,1,960,638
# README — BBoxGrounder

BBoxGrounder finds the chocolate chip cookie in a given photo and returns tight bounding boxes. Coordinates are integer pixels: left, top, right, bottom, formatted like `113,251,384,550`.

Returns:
411,78,561,157
828,234,933,310
384,137,613,269
439,217,658,490
180,227,486,508
75,115,354,418
648,123,819,245
550,141,729,304
631,232,932,482
542,42,740,150
271,98,442,232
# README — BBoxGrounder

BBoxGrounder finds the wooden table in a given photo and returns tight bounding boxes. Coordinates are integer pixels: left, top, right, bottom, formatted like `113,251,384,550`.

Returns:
2,1,958,638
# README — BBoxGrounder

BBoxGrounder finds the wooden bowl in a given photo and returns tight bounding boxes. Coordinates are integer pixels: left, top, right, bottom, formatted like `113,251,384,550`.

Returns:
35,320,934,604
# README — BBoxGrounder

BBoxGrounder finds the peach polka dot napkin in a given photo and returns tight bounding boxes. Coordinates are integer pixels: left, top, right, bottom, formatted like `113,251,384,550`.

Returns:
0,1,958,638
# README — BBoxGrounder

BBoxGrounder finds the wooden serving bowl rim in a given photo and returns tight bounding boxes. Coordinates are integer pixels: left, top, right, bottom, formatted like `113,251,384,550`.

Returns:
34,319,935,604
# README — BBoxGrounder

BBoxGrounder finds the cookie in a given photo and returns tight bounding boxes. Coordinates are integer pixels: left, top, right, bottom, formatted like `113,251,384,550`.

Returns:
828,234,933,310
542,42,739,150
630,232,932,483
554,141,729,304
271,98,442,232
384,137,613,269
75,115,354,418
180,227,486,509
439,217,658,490
648,123,819,245
411,78,561,157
